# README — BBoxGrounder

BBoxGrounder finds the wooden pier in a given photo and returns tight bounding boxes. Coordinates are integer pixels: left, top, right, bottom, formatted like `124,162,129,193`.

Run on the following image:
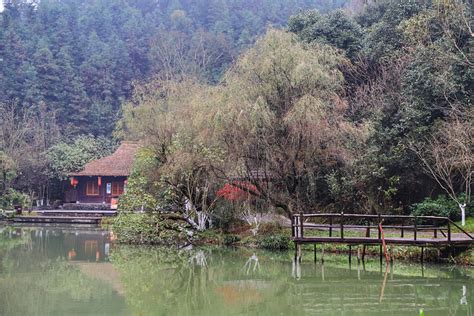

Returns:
0,209,117,225
292,213,473,260
12,216,102,225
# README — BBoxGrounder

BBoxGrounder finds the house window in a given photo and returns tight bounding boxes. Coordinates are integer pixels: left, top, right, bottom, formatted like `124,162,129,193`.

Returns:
112,182,124,195
86,181,99,196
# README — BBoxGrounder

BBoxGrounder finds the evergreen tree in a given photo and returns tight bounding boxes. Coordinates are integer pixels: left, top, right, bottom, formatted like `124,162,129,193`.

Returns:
56,47,89,134
33,40,62,114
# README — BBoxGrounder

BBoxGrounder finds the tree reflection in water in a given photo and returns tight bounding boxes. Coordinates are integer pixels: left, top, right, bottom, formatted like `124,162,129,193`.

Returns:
110,246,473,316
1,226,472,316
0,226,127,315
243,253,260,274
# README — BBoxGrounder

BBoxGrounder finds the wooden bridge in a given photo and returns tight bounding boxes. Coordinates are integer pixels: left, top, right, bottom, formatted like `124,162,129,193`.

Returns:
291,213,473,259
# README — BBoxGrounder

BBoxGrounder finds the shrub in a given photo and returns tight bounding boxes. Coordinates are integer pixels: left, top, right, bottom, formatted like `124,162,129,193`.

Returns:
256,234,290,250
111,212,189,245
211,204,246,233
0,188,31,210
259,222,283,235
411,194,470,221
223,234,241,245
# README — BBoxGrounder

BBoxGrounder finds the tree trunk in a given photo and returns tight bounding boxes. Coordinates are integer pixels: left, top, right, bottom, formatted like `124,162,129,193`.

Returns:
459,203,466,226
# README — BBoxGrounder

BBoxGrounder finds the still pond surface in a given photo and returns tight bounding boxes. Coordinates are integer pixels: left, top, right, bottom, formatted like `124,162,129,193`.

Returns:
0,224,472,315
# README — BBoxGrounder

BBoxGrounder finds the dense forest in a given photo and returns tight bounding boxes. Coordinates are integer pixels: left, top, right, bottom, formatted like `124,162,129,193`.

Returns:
0,0,348,203
0,0,347,136
0,0,472,234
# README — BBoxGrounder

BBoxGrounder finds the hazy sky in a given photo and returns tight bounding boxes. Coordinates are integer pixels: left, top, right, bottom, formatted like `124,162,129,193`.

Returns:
0,2,3,12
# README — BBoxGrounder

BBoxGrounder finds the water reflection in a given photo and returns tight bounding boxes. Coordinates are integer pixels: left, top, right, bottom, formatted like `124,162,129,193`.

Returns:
0,225,473,316
0,225,128,316
28,225,112,262
243,253,261,274
110,246,473,316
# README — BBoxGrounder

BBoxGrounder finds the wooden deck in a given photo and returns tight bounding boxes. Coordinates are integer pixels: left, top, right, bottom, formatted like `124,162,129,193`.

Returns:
35,209,117,217
12,216,102,225
292,213,474,249
0,209,118,225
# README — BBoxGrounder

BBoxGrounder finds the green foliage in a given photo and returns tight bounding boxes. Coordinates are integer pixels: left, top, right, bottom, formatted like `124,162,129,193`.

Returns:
117,148,160,213
411,194,470,221
288,9,363,60
360,0,427,62
259,222,284,235
118,175,159,213
211,204,245,233
2,0,472,220
223,234,241,245
0,188,31,209
111,212,189,245
256,234,291,250
454,217,474,234
0,0,348,137
46,135,117,179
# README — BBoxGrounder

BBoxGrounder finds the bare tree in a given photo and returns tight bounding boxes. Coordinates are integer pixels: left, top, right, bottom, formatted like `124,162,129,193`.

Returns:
412,110,473,225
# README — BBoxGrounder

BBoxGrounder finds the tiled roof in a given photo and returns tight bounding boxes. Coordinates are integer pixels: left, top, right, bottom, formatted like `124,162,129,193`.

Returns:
70,142,139,177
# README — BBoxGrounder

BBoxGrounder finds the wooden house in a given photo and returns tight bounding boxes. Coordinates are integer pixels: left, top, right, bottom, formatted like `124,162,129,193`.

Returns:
65,142,139,206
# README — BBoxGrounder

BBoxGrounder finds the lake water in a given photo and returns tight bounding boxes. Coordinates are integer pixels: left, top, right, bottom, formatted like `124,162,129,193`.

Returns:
0,225,472,315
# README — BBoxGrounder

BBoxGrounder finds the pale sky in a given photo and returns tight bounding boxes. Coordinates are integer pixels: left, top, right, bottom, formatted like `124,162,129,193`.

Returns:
0,2,3,12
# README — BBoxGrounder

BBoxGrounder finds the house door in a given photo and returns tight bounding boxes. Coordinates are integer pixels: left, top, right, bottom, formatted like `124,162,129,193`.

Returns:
65,189,78,203
105,182,124,203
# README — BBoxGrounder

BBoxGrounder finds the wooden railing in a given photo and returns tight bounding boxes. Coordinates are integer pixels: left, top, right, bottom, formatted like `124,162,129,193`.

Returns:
291,212,473,244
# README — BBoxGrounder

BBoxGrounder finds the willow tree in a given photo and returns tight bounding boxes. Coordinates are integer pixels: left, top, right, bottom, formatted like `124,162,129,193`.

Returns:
118,78,225,230
214,29,361,217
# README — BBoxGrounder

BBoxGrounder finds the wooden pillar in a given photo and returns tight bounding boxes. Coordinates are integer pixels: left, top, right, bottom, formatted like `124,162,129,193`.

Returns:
414,216,417,241
299,212,304,239
340,212,344,240
291,215,295,238
377,214,382,240
329,216,333,237
447,220,451,242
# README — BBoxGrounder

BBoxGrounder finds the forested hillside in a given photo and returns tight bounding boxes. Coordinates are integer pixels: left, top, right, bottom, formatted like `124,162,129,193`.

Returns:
0,0,472,227
116,0,472,231
0,0,347,136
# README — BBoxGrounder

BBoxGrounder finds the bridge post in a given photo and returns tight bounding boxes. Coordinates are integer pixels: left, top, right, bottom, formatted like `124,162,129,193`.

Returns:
340,212,344,239
447,219,451,242
329,216,333,237
299,212,304,239
414,216,417,241
378,214,382,266
291,215,294,238
378,214,381,240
